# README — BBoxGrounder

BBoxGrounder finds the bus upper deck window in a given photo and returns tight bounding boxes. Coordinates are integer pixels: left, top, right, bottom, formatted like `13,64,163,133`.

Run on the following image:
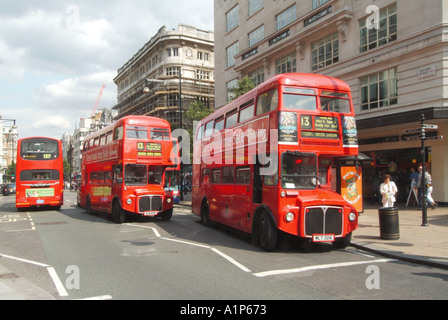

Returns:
320,91,351,113
127,126,148,140
283,88,317,111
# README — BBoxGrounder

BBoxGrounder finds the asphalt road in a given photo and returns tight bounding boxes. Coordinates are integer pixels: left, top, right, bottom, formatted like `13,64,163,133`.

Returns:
0,191,447,301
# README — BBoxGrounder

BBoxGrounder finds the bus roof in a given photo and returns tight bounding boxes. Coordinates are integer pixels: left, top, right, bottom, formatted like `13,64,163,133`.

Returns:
85,115,171,140
18,137,61,142
201,73,351,125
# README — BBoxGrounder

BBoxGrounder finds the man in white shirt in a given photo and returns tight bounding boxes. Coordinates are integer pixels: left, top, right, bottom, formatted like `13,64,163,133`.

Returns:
380,174,398,208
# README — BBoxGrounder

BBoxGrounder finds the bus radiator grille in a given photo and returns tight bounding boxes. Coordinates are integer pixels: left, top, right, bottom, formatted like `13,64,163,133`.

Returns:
304,207,343,237
138,196,163,213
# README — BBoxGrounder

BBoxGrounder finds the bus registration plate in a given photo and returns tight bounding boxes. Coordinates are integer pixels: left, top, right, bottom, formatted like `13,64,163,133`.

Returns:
144,211,158,216
313,234,335,242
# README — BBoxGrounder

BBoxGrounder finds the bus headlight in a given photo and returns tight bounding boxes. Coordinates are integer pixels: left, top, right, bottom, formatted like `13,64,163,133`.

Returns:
285,211,295,222
349,211,357,222
166,198,172,204
126,198,132,205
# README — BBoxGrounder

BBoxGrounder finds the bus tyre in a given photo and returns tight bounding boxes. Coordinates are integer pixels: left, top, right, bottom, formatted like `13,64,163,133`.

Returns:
257,211,277,252
201,200,211,226
159,208,173,221
332,233,352,249
86,196,92,214
112,200,126,224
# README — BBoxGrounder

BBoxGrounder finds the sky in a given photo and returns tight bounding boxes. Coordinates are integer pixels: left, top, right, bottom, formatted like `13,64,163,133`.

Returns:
0,0,214,140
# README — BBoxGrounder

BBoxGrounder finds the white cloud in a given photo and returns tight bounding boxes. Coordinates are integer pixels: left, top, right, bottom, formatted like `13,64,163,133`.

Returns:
32,115,71,130
0,0,214,139
0,40,27,81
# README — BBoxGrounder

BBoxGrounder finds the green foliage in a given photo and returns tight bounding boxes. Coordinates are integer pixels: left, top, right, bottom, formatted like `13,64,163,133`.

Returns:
232,76,255,100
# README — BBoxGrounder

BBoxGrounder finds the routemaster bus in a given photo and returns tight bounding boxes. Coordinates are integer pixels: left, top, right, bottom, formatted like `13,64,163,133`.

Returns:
78,115,177,223
192,73,359,251
16,137,64,210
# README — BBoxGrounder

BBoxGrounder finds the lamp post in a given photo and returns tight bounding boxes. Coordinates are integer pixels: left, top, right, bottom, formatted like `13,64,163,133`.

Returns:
143,69,184,200
0,118,18,183
178,69,184,201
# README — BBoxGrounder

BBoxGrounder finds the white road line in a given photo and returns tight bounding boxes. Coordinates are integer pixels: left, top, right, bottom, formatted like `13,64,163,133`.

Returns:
124,224,251,272
47,267,69,297
211,248,252,273
124,223,161,238
162,237,211,249
5,212,36,233
0,252,69,297
253,258,396,278
0,252,50,268
73,295,113,300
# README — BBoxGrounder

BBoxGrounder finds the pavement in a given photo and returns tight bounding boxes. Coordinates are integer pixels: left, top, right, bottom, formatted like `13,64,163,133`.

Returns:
1,196,446,300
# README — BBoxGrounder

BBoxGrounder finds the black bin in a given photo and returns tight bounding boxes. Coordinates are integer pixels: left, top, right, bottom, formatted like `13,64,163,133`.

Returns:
378,207,400,240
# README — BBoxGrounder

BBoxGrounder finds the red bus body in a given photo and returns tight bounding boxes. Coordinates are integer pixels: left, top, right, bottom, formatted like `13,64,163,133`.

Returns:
78,116,177,223
16,137,64,209
192,73,359,251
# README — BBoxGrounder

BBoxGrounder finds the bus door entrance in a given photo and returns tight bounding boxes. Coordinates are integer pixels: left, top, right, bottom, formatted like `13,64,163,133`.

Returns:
337,153,372,213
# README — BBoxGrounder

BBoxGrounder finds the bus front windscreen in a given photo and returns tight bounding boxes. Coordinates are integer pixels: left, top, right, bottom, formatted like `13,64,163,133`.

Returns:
20,139,59,160
281,152,318,190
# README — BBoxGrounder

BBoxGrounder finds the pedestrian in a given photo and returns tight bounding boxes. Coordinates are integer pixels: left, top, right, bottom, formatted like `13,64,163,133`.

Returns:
409,167,419,206
416,165,423,209
425,171,438,209
380,174,398,208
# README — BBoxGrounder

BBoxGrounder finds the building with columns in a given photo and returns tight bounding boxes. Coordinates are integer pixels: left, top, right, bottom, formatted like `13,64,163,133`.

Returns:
214,0,448,204
112,24,215,128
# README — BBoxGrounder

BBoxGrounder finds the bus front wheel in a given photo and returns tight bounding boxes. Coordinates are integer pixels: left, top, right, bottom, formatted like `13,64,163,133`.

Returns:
257,211,277,252
201,200,211,226
112,200,126,224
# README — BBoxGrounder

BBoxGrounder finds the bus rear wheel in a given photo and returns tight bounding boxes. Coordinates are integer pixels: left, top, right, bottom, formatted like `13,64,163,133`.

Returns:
112,200,126,224
257,211,277,252
200,200,211,226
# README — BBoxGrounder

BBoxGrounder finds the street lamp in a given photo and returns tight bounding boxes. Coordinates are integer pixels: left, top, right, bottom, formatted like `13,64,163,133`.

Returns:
143,70,184,200
0,118,18,183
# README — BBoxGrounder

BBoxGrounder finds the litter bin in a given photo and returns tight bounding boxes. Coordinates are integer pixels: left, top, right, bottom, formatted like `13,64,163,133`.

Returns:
378,207,400,240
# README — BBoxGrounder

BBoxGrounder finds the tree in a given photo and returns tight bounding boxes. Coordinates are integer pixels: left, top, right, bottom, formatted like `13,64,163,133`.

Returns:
184,100,213,162
232,76,255,100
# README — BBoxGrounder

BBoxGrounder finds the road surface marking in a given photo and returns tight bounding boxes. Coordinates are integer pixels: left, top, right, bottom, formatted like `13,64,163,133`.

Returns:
211,248,252,273
47,267,69,297
253,258,396,278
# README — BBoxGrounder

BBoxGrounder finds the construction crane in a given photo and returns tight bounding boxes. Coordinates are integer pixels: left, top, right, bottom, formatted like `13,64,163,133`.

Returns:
91,85,105,117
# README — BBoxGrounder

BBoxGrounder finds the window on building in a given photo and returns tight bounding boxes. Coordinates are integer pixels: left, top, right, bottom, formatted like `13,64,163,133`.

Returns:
226,42,239,68
197,51,209,61
276,4,296,30
196,70,211,80
248,25,264,47
359,3,397,53
226,79,238,103
166,67,180,76
312,0,330,10
248,67,265,87
312,32,339,71
249,0,264,16
226,5,239,32
276,52,296,74
360,68,398,111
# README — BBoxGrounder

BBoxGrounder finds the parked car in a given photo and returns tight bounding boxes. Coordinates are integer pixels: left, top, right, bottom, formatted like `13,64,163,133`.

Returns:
2,183,16,196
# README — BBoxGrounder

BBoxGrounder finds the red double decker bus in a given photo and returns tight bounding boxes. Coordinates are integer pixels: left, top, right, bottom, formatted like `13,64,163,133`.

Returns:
16,137,64,210
78,116,177,223
192,73,359,251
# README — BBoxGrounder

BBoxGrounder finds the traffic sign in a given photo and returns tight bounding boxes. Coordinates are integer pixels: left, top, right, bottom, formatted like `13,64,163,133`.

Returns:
422,124,438,130
425,135,443,141
402,128,422,134
405,135,421,141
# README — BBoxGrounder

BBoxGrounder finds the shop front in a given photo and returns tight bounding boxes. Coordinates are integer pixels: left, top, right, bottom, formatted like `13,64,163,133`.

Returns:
357,107,448,206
